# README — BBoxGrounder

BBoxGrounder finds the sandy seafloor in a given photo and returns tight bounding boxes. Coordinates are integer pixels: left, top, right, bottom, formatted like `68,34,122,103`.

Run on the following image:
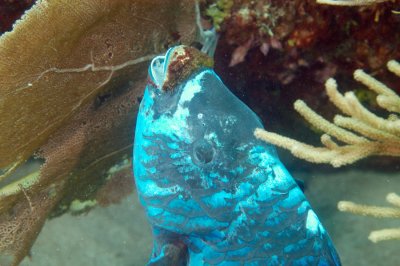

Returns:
20,169,400,266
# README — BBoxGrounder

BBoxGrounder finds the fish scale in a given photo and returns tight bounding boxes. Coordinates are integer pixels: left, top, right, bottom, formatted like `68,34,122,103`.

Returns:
133,46,341,266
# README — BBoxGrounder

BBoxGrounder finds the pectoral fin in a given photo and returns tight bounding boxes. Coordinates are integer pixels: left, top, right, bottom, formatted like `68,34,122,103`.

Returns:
148,227,188,266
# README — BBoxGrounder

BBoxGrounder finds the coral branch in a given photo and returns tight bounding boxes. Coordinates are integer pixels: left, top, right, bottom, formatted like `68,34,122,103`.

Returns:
294,100,368,144
388,60,400,76
369,228,400,243
339,193,400,242
387,193,400,207
337,201,400,218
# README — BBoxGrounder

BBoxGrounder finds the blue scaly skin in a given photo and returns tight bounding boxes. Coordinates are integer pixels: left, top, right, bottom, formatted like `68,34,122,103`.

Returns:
133,46,341,266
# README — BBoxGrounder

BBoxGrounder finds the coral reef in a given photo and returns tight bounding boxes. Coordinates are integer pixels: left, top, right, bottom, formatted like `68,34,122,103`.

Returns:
213,0,400,75
0,0,398,263
0,0,196,265
254,60,400,167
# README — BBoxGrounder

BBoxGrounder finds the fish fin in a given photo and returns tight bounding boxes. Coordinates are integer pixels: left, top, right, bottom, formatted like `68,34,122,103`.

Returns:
147,242,188,266
295,178,306,192
148,227,188,266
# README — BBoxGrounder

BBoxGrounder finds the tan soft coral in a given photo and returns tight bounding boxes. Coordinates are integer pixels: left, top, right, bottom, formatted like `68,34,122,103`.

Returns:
255,60,400,167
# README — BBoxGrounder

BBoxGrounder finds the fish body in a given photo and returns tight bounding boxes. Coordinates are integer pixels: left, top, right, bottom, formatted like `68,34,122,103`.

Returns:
133,46,341,266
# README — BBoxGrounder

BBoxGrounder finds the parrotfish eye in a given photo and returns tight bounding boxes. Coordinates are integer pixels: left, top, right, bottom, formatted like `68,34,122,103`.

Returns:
193,139,215,165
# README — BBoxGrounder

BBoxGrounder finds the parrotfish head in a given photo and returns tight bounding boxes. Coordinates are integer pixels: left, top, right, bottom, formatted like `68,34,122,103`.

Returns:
134,45,287,231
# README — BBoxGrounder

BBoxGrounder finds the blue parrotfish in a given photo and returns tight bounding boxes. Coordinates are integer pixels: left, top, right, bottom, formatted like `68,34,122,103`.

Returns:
133,45,341,266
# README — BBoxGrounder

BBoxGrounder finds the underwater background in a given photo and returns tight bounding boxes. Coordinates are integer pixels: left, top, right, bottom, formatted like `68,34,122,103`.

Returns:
0,0,399,265
18,169,400,266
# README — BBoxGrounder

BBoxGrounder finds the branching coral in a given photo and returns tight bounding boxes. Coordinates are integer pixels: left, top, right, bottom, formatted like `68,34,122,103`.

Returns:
0,0,196,265
254,60,400,167
338,193,400,242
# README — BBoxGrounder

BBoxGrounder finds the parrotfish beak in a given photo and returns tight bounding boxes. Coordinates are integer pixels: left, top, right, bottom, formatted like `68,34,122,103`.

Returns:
147,45,214,92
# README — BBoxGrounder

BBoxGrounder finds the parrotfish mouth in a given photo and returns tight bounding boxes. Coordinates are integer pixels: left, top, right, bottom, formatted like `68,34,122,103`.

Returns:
148,47,176,88
148,45,214,92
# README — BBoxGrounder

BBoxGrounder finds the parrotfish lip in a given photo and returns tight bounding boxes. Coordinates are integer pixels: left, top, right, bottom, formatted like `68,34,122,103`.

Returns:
148,49,168,88
148,45,214,92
